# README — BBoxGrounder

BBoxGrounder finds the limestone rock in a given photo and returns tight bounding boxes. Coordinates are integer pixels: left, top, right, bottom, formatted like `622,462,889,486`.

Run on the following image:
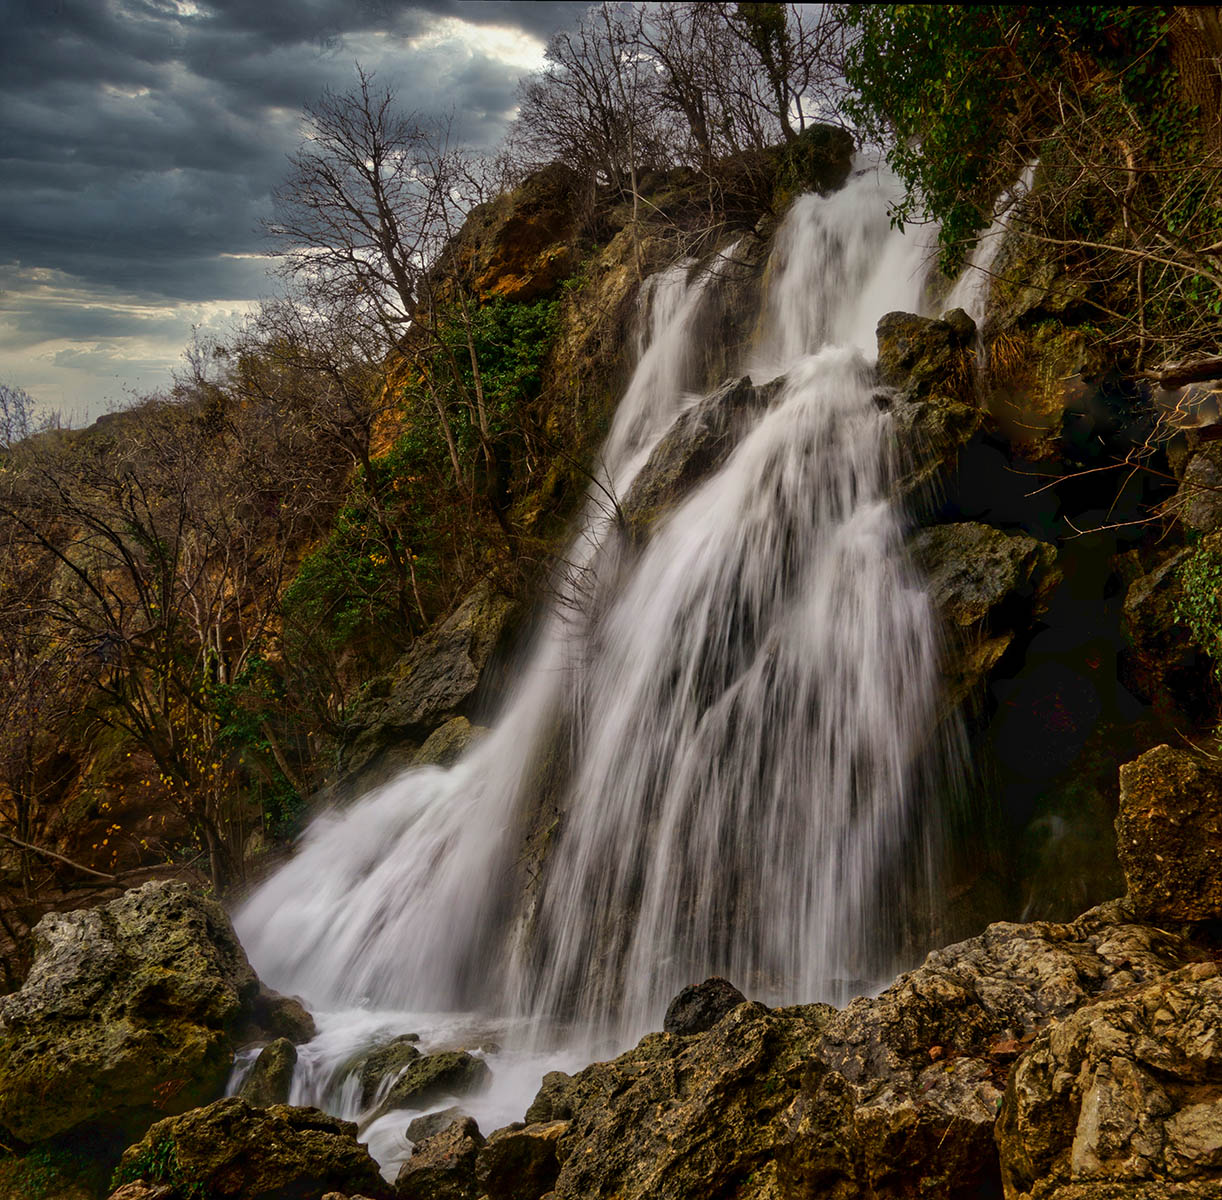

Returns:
370,1050,490,1122
239,1038,297,1107
778,904,1196,1199
997,963,1222,1199
620,376,779,541
476,1120,568,1200
405,1106,464,1144
662,976,747,1036
358,1034,422,1109
344,581,517,781
876,310,984,499
911,522,1059,705
0,880,258,1144
109,1097,390,1200
249,986,316,1044
395,1116,484,1200
1117,744,1222,921
531,1001,833,1200
414,715,483,767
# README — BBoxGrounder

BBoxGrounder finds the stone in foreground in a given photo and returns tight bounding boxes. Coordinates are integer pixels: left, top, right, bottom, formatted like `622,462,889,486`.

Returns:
109,1097,391,1200
0,880,259,1145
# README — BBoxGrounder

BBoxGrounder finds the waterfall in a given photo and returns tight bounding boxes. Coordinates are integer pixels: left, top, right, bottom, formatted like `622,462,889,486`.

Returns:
236,165,956,1053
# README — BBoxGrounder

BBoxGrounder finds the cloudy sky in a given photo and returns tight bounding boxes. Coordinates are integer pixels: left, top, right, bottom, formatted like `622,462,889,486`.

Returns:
0,0,589,423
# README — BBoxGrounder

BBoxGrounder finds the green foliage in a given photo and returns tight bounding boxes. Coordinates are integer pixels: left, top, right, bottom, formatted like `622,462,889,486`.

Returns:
840,5,1183,266
204,655,302,836
1175,542,1222,680
109,1134,208,1199
0,1140,108,1200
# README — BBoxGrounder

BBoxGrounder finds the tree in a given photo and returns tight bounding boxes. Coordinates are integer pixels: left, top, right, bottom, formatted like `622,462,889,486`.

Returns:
841,5,1222,367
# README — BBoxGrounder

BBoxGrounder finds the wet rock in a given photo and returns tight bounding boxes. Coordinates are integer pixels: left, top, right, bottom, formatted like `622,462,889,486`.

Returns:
620,376,779,541
239,1038,297,1107
370,1050,490,1122
876,310,984,499
662,976,747,1036
343,581,517,782
405,1106,464,1144
395,1116,484,1200
997,962,1222,1199
0,880,258,1145
533,1001,833,1200
911,521,1059,705
249,986,316,1044
778,903,1196,1199
476,1119,568,1200
109,1097,391,1200
359,1035,422,1108
414,716,483,767
1117,744,1222,921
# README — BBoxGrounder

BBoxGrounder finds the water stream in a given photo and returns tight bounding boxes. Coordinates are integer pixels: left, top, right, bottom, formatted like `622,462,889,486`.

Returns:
233,164,963,1173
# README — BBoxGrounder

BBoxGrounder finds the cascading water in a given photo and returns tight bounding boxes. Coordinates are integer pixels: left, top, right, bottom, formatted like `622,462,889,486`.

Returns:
234,163,963,1166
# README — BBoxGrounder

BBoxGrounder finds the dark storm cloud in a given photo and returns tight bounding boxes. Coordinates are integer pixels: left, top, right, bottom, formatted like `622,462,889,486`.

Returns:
0,0,589,415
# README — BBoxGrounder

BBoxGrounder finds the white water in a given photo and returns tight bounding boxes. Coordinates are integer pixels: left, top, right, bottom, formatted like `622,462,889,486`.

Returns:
234,165,958,1168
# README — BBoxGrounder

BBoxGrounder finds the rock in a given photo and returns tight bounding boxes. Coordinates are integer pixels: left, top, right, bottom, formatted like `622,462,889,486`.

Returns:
395,1116,484,1200
414,716,482,767
997,962,1222,1199
1178,444,1222,532
239,1038,297,1107
778,903,1197,1199
452,164,581,304
249,986,316,1044
343,581,517,782
406,1106,464,1144
620,376,779,541
662,976,747,1036
1117,744,1222,921
370,1050,490,1122
911,522,1059,705
475,1120,568,1200
108,1097,391,1200
772,122,856,206
876,310,984,498
0,880,258,1145
1120,547,1213,716
532,1001,833,1200
358,1034,422,1109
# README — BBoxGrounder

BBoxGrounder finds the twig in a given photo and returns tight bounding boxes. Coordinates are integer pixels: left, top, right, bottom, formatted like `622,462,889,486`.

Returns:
0,832,117,882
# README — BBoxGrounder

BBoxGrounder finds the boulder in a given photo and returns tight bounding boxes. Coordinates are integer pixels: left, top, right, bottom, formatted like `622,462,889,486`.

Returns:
876,310,984,499
0,880,258,1145
343,581,517,782
405,1106,464,1144
620,376,779,541
248,986,316,1044
1117,744,1222,921
414,716,483,767
911,522,1059,706
358,1034,422,1108
528,1001,833,1200
662,976,747,1036
239,1038,297,1107
997,962,1222,1199
778,903,1197,1199
108,1097,390,1200
475,1120,568,1200
395,1116,484,1200
369,1050,490,1122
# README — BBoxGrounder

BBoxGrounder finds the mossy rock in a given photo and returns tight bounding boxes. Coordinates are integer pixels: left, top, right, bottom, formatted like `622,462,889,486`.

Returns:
370,1051,490,1121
